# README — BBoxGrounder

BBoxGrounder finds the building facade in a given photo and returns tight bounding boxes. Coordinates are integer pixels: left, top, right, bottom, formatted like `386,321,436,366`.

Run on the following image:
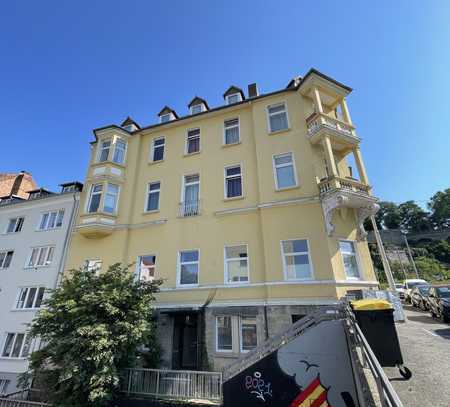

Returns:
0,183,82,393
64,69,380,371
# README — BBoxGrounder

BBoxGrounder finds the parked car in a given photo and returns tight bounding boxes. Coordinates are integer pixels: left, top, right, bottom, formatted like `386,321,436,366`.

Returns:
428,286,450,323
395,283,406,299
410,285,431,310
403,279,428,303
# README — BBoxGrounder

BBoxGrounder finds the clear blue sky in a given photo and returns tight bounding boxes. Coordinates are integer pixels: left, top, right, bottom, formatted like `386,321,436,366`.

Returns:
1,1,449,205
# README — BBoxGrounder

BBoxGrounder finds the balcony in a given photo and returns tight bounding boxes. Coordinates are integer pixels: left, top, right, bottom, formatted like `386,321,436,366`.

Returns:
178,200,201,217
306,113,360,153
318,176,379,240
76,213,116,238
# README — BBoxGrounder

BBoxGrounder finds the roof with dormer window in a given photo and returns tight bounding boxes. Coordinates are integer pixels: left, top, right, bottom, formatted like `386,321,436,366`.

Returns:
223,85,245,100
120,116,141,129
158,106,179,119
188,96,210,110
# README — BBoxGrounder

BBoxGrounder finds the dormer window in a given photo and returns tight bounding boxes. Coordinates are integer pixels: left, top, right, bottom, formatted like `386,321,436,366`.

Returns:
188,97,209,115
226,93,242,105
190,104,204,115
158,106,178,124
160,113,173,123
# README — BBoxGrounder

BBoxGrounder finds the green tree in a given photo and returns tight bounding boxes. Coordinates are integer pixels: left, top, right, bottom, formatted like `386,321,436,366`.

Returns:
398,201,431,233
428,188,450,229
415,256,449,281
23,263,162,407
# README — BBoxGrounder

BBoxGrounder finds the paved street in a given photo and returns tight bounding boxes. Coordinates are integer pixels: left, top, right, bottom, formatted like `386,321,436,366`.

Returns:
383,305,450,407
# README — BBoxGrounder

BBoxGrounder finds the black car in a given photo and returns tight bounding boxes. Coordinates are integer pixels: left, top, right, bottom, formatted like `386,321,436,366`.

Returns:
428,286,450,322
410,285,430,310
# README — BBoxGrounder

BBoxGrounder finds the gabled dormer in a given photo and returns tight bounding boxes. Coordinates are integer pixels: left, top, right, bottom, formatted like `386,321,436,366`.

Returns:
120,116,140,132
27,188,54,200
188,97,209,115
158,106,178,123
60,182,83,194
223,86,245,105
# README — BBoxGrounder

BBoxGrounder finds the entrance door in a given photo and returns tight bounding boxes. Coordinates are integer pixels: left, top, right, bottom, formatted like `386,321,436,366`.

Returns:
172,313,198,370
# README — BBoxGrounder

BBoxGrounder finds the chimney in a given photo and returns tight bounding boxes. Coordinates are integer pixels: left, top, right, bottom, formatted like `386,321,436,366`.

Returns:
248,83,259,98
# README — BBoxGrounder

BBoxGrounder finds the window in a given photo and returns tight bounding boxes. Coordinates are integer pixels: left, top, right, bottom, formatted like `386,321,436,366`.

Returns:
38,210,64,230
0,379,10,395
98,139,111,162
225,245,249,283
181,174,200,216
225,165,242,198
224,118,240,145
151,138,165,162
103,184,119,214
87,184,103,213
6,217,24,233
112,139,127,164
186,129,200,154
273,153,297,189
190,104,203,115
0,251,13,269
136,255,156,282
226,93,242,105
267,103,289,132
27,246,54,268
146,182,160,212
62,184,76,193
1,333,31,358
15,287,46,309
85,259,102,274
281,239,313,280
240,317,257,352
339,240,360,279
216,316,232,351
160,113,172,123
178,250,199,286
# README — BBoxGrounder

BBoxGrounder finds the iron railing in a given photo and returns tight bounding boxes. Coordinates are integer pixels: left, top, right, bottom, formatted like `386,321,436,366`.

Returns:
345,305,404,407
178,200,201,217
0,399,50,407
122,368,222,402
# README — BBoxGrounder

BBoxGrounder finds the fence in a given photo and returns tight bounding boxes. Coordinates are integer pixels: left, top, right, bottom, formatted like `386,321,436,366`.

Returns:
0,399,50,407
122,368,222,402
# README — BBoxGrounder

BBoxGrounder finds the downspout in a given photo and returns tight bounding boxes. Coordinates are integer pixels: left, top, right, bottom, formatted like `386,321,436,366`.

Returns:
54,192,79,289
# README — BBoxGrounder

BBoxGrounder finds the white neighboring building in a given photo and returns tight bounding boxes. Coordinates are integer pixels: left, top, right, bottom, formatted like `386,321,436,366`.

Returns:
0,182,82,394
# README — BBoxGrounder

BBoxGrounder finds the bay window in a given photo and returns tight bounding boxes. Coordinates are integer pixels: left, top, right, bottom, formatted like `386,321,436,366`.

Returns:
98,139,111,162
112,139,127,164
104,184,119,214
87,184,103,213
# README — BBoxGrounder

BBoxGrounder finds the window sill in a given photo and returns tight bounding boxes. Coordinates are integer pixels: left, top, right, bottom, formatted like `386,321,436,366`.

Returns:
183,151,201,157
175,284,199,289
148,159,164,166
142,210,160,215
285,278,314,283
268,128,291,136
0,357,27,361
35,227,62,233
223,195,245,202
24,266,51,271
92,160,127,169
222,141,241,148
275,185,300,192
225,281,250,286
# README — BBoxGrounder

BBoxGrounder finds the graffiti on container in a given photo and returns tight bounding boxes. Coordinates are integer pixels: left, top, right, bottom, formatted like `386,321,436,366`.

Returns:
244,371,273,402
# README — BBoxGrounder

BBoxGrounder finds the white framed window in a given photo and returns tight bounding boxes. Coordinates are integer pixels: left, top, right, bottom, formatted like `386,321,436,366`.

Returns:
339,240,361,279
103,183,119,214
1,333,31,359
38,210,64,230
0,379,10,395
84,259,102,274
160,113,172,123
15,287,46,310
97,139,111,162
87,184,103,213
190,104,204,115
6,217,24,233
224,118,240,145
273,152,298,190
181,174,200,216
267,102,289,133
27,246,54,268
225,245,249,284
112,138,127,164
240,316,257,352
224,165,243,198
281,239,313,280
146,182,160,212
136,255,156,282
178,250,199,286
186,129,200,154
0,251,13,269
226,93,242,105
151,137,165,162
216,316,233,352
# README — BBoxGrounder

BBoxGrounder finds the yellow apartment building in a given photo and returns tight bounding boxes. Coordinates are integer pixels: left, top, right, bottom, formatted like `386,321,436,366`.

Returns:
64,69,380,371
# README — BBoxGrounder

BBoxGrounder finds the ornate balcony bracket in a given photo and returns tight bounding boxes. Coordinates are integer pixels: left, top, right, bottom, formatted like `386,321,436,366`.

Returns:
321,190,379,241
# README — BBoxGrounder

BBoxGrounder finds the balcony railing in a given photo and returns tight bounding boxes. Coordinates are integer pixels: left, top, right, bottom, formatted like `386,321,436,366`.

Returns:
178,200,201,217
306,112,355,137
121,368,222,402
318,176,371,195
